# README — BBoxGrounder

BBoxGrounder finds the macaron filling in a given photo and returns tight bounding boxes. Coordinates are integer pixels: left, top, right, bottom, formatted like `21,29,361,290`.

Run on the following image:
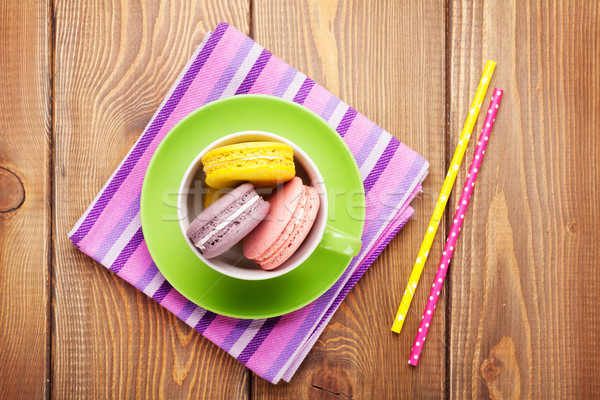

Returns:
205,156,289,171
202,143,294,172
195,194,260,250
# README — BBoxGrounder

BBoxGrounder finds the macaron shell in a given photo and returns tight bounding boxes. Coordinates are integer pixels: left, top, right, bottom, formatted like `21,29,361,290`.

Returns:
202,142,295,189
242,177,304,260
205,163,294,189
258,186,320,270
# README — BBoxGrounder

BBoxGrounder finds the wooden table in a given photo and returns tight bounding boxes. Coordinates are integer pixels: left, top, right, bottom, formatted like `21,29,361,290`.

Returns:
1,1,598,398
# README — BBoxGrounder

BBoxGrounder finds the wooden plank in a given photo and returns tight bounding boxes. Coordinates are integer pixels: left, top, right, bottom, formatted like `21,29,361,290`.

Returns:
0,0,51,398
253,0,448,396
448,1,600,398
53,1,250,397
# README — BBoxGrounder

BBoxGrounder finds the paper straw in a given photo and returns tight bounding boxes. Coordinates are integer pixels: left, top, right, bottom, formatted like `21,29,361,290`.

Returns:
408,88,503,366
391,61,496,333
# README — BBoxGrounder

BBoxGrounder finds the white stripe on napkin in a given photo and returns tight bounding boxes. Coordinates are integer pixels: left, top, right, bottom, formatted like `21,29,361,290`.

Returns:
328,102,350,128
101,211,141,266
186,307,207,328
282,72,307,100
220,42,264,98
229,319,266,358
359,134,392,178
143,273,166,297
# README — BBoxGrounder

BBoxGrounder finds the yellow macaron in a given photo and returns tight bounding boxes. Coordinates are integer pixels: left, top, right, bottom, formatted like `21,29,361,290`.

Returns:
202,142,295,188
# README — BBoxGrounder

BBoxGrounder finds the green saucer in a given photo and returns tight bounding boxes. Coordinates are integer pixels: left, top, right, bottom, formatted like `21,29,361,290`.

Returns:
141,95,365,319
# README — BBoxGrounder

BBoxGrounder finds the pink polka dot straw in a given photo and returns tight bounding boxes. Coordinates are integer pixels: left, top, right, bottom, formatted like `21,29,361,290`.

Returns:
408,88,504,366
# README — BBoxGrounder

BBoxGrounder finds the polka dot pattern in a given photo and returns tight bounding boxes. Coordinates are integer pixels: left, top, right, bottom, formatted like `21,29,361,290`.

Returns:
393,65,501,338
409,88,503,366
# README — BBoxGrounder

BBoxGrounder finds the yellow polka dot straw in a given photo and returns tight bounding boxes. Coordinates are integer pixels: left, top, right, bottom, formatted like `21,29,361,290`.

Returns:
391,60,496,333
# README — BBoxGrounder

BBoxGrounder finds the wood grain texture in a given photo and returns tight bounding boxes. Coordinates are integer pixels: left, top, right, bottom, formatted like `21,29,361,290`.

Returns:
53,1,250,397
252,0,448,397
0,0,51,398
2,0,599,398
448,1,600,399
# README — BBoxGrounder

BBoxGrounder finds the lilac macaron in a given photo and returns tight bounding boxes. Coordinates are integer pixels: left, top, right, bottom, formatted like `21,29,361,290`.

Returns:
186,183,269,259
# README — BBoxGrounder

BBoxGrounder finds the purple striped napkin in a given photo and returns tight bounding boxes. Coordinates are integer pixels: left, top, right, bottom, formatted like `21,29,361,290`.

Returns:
69,22,428,383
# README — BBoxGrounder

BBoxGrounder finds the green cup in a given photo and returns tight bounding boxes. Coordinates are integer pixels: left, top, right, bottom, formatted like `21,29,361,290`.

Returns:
178,131,362,281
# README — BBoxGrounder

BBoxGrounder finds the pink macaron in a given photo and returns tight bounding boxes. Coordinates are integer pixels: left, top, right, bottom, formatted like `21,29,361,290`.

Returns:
243,177,320,270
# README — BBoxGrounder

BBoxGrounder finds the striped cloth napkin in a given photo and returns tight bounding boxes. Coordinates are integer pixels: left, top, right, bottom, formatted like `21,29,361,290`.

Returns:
69,22,428,383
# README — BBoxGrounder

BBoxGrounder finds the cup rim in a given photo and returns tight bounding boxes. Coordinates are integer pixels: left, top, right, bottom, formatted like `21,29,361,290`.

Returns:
177,130,328,280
